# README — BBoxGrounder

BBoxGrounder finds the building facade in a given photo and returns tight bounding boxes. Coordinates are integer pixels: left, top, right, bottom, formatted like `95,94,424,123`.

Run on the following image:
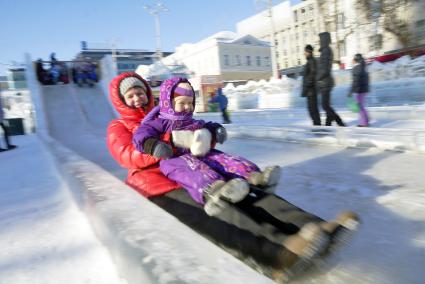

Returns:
160,31,272,83
6,68,27,89
75,46,173,74
237,0,425,75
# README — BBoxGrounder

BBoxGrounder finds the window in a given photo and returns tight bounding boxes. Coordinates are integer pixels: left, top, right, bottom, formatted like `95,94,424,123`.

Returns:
337,13,345,30
369,34,383,51
246,56,251,66
297,59,301,65
235,55,241,66
264,56,270,66
293,10,298,22
224,54,229,66
256,56,261,66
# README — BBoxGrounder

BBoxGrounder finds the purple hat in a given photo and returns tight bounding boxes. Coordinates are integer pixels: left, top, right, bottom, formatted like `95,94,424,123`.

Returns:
159,77,195,121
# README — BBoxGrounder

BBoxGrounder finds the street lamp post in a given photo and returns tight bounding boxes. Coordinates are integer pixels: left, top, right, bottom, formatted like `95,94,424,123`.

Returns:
143,1,168,62
257,0,279,79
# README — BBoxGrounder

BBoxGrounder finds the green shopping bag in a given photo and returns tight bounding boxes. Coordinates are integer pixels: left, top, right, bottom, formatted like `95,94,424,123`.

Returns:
347,97,360,113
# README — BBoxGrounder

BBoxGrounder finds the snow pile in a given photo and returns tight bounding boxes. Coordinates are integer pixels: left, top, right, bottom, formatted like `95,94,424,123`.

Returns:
1,90,35,133
223,55,425,110
224,76,300,110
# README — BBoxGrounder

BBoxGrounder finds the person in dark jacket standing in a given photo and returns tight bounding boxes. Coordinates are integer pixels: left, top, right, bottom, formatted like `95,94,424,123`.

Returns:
301,45,321,126
348,53,370,127
209,87,231,124
0,91,16,151
317,32,345,126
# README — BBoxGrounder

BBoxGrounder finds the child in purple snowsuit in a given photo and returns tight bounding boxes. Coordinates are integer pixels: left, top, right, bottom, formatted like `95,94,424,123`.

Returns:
133,77,280,216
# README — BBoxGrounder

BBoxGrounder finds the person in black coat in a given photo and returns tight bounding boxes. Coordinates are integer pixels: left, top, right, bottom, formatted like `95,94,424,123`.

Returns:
317,32,345,126
348,53,370,127
301,45,321,126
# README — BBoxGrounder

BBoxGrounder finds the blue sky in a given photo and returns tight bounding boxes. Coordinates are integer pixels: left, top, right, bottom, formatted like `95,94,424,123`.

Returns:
0,0,300,75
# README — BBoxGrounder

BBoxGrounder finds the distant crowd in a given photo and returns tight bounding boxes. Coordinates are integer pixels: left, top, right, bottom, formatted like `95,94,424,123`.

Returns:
36,53,98,87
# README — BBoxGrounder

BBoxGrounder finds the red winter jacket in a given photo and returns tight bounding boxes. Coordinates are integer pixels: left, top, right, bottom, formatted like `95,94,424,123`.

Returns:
106,72,180,197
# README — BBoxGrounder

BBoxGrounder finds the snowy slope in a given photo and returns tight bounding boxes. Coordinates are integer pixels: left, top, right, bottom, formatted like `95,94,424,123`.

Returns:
0,135,125,284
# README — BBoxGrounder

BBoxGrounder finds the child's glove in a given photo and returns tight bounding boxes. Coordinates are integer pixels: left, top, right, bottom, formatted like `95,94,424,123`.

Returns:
215,127,227,144
190,128,211,157
172,130,194,149
144,138,173,159
152,142,173,159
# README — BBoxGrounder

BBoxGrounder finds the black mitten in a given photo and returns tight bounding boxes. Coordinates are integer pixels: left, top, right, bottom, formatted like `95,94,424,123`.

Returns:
143,138,173,159
215,127,227,144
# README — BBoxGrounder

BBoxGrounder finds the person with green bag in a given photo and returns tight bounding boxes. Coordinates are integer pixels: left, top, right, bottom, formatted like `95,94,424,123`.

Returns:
348,54,370,127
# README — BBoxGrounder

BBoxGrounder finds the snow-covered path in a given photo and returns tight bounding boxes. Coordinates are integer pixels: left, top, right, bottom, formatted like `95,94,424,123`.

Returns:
0,135,125,284
218,139,425,284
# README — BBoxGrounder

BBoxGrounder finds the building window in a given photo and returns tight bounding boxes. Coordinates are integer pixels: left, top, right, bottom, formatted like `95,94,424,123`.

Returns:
369,34,383,51
294,10,298,22
297,59,301,65
264,56,270,66
337,13,345,30
417,19,425,29
224,54,229,66
246,56,251,66
256,56,261,66
235,55,241,66
283,49,287,56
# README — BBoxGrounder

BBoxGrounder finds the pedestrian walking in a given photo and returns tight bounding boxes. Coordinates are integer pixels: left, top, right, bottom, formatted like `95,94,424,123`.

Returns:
301,44,321,126
209,87,231,124
317,32,345,126
348,53,370,127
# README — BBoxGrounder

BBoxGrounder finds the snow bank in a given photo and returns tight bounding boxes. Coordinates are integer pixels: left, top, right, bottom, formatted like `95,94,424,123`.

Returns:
223,55,425,110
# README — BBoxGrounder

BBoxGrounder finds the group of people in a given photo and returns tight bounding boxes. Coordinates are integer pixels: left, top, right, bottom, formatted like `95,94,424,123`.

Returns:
302,32,370,127
106,71,360,281
36,56,70,85
36,53,98,87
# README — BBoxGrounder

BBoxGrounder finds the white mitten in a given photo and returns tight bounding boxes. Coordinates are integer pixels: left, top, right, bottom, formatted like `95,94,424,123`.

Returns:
172,130,194,149
190,128,211,157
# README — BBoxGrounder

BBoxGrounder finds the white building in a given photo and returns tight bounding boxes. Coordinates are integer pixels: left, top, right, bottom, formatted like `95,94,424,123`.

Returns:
237,0,323,74
237,0,425,73
160,31,272,83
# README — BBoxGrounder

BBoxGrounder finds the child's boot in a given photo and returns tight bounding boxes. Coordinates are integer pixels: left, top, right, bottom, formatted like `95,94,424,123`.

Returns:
203,178,249,216
273,222,330,283
248,165,281,192
320,211,360,256
203,180,228,216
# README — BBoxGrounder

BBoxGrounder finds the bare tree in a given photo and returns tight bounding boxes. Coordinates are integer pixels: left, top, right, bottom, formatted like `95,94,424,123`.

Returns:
356,0,413,47
315,0,356,62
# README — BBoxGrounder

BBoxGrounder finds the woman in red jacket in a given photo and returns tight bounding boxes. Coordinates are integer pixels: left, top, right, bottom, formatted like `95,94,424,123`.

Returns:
107,72,359,283
107,72,181,196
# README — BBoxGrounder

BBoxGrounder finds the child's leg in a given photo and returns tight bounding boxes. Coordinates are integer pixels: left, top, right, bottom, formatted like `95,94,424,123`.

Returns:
202,149,260,180
160,155,224,204
203,150,281,187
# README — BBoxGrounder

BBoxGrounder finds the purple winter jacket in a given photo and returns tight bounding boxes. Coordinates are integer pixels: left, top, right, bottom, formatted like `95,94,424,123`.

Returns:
133,77,221,154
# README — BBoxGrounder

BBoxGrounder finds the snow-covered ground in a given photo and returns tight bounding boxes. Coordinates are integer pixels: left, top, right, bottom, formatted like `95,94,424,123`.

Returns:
0,135,125,284
1,58,423,283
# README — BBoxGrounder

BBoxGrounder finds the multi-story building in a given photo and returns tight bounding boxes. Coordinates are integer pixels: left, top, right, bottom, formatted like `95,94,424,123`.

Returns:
237,0,323,76
160,31,272,82
6,68,27,89
237,0,425,75
156,31,272,111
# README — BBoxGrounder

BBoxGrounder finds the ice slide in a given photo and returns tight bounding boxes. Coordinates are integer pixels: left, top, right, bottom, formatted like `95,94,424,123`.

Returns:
30,78,270,284
39,84,127,178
